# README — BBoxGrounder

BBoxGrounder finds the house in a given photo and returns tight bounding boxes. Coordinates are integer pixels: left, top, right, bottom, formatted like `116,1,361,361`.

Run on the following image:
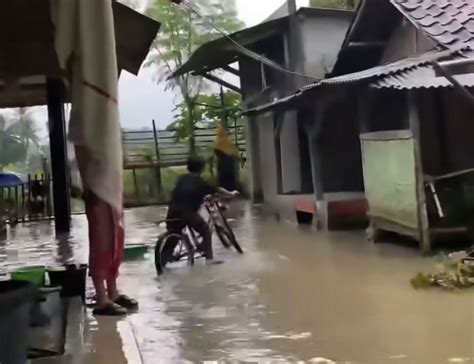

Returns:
248,0,474,250
172,5,355,224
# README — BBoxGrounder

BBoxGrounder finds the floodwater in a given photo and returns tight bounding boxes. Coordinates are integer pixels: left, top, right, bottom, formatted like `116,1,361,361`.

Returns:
1,204,474,363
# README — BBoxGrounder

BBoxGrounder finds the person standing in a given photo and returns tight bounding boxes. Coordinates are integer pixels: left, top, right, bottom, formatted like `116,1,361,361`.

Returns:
214,126,240,192
52,0,137,316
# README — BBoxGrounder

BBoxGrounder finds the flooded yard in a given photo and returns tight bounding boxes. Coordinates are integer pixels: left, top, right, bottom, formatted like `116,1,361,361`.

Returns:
1,204,474,363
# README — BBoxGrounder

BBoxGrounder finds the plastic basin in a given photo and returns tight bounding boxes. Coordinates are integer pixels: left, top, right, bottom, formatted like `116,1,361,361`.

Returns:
124,244,148,260
11,266,46,286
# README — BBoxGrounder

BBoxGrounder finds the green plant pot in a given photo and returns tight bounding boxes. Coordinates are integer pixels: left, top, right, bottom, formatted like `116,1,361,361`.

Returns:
123,244,149,261
11,266,46,286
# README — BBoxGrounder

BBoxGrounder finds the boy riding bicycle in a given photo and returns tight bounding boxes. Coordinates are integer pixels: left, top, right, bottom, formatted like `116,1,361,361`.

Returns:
165,156,238,265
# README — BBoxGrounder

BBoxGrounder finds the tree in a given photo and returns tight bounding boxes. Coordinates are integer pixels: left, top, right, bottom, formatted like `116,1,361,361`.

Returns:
0,114,27,171
310,0,359,9
168,91,243,131
10,108,40,152
197,92,243,127
146,0,243,152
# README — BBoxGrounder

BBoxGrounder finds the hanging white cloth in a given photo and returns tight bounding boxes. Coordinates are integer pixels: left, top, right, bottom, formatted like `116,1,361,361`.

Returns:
50,0,123,213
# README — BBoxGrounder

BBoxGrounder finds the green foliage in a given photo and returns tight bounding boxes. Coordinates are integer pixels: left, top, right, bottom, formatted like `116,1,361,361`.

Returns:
11,108,40,151
147,0,243,85
167,91,243,149
0,114,27,171
310,0,359,9
0,108,43,172
146,0,244,152
197,92,243,126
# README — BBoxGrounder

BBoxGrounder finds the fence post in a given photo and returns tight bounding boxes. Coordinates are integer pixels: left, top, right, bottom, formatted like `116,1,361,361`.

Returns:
152,120,163,199
132,168,139,203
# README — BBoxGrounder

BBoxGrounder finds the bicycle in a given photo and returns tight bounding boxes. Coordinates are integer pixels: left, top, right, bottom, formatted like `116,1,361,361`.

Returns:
154,194,244,275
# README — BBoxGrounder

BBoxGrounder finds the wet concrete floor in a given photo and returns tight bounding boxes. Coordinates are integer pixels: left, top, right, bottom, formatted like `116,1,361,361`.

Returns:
1,204,474,363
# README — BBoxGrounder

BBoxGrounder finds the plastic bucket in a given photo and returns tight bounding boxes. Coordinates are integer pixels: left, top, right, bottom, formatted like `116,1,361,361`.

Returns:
0,280,37,364
11,266,46,286
47,264,87,303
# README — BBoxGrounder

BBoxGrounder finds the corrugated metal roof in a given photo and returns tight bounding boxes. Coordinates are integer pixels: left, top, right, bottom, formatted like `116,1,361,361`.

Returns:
302,47,461,90
390,0,474,50
372,62,474,89
244,48,468,115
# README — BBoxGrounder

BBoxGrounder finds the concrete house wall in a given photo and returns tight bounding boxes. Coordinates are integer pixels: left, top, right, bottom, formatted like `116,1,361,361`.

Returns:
243,10,353,221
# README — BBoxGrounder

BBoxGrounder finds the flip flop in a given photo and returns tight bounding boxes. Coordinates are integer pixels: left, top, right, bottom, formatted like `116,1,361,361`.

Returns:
93,303,127,316
114,295,139,310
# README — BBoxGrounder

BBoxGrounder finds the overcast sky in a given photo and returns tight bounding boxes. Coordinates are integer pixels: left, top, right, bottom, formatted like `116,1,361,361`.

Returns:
17,0,308,137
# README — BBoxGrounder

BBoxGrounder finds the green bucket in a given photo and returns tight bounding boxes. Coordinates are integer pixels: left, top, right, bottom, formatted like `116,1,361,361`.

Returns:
11,266,46,286
124,244,149,261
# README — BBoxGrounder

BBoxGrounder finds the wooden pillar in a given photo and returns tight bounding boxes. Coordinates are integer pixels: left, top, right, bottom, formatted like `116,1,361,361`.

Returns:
47,78,71,233
152,120,163,198
357,88,374,133
408,90,431,252
307,108,325,201
245,116,263,202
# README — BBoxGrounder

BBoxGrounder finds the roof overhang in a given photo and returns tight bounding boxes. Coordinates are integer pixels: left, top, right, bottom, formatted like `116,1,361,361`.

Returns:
171,7,354,79
245,48,466,115
330,0,402,76
170,17,289,79
0,0,160,107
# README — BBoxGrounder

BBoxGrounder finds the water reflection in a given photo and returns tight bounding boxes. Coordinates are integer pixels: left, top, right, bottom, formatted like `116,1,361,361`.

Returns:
1,204,474,363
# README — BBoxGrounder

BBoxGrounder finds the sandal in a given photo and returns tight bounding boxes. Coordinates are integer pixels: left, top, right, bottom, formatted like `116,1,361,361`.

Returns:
114,295,139,310
93,303,127,316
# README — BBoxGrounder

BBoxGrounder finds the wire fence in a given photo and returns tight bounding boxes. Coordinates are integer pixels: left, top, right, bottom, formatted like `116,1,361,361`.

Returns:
121,122,247,207
0,174,54,231
123,122,246,167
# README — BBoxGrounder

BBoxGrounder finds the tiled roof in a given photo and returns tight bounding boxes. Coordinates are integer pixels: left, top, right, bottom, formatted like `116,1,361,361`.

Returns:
390,0,474,49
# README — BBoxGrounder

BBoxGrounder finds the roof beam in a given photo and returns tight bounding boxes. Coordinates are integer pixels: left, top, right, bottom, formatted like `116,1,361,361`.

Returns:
438,57,474,69
221,65,240,77
432,61,474,106
200,73,242,94
348,41,385,48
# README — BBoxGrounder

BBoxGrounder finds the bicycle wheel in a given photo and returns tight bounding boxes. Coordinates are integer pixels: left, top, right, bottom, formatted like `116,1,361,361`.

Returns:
154,232,195,276
216,223,243,254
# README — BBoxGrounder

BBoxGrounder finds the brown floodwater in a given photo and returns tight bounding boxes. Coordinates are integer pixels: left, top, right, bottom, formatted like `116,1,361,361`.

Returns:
1,203,474,363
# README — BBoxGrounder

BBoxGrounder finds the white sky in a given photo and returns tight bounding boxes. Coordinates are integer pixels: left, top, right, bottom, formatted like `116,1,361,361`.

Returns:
21,0,309,138
238,0,308,26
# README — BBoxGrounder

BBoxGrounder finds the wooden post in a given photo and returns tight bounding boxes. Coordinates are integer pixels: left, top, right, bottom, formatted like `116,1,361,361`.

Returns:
220,86,228,128
357,88,373,133
306,107,325,201
152,120,163,198
47,78,71,233
20,182,25,222
408,90,431,252
132,168,139,202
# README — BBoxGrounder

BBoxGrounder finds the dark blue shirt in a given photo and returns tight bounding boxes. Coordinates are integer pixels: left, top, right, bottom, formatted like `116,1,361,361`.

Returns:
169,174,217,214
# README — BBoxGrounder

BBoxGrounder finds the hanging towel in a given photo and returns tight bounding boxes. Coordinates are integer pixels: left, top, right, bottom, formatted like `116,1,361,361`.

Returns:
50,0,122,213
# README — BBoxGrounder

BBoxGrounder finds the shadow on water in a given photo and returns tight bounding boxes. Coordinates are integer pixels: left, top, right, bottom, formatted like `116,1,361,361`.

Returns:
1,203,473,363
